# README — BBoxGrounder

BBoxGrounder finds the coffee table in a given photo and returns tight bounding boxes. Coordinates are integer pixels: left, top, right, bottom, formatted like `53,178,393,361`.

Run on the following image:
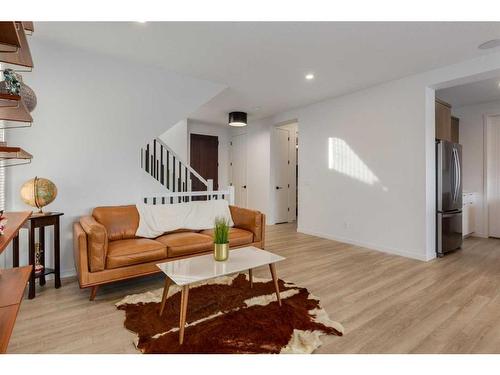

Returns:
156,246,285,344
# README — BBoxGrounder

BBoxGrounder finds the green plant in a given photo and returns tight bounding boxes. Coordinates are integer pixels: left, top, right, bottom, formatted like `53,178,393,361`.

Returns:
214,217,230,244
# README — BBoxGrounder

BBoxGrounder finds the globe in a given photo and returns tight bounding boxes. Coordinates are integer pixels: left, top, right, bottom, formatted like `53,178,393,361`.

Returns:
20,177,57,213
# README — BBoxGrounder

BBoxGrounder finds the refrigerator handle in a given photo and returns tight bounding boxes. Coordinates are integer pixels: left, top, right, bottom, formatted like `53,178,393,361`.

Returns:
457,148,461,199
453,148,459,203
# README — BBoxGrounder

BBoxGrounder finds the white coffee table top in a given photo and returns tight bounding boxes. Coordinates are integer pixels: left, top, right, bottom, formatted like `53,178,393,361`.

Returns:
156,246,285,286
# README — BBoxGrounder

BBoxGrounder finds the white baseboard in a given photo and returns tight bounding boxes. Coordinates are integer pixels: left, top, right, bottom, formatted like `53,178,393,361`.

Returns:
297,227,429,262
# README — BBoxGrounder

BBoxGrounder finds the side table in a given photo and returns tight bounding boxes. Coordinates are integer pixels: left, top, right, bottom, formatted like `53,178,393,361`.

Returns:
12,212,63,299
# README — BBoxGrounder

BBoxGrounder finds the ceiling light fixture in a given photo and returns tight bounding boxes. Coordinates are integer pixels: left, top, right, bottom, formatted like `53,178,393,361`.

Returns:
305,73,315,80
228,111,247,127
478,39,500,50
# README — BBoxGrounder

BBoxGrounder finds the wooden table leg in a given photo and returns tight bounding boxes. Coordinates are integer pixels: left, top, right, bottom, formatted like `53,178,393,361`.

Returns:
12,233,19,268
159,277,172,316
54,217,61,289
269,263,281,306
248,269,253,288
28,223,36,299
179,285,189,345
39,227,46,286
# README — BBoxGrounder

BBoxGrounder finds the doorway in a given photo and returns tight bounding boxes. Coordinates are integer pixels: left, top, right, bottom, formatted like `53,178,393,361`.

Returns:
190,133,219,191
230,133,248,207
273,122,298,224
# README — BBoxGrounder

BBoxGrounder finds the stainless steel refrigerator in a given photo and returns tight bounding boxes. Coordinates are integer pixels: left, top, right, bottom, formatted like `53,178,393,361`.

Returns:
436,139,462,257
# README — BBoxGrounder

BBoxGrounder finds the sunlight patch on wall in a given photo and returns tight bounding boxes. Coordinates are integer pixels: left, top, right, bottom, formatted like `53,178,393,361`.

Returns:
328,137,385,189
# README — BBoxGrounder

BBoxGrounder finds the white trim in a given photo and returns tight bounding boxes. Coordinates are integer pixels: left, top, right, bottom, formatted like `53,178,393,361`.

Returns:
298,227,432,262
145,186,234,205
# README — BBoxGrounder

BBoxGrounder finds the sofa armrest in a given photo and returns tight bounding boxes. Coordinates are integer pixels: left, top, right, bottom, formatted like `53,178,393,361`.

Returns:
79,215,108,272
73,222,89,287
229,205,265,245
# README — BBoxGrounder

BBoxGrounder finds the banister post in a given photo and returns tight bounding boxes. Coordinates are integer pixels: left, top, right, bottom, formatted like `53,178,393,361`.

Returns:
207,179,213,200
228,185,235,205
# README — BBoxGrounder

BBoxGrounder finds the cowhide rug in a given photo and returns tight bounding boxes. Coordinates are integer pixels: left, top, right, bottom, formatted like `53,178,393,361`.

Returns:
116,273,343,354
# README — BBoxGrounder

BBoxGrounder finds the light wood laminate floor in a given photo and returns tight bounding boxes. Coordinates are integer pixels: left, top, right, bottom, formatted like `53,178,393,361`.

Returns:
8,223,500,353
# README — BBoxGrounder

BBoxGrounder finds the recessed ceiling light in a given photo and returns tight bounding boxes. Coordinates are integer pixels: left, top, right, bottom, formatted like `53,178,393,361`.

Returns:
305,73,315,80
137,21,147,23
478,39,500,50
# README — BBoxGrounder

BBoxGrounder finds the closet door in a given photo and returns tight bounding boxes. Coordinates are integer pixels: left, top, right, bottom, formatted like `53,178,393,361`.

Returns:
230,134,248,207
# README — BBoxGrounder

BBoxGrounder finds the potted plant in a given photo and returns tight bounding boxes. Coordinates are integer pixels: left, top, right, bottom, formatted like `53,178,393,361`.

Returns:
213,217,230,261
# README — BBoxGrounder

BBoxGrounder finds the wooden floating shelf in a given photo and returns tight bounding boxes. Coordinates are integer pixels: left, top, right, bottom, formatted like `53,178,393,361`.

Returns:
0,22,33,68
0,97,33,126
21,22,34,33
0,211,31,255
0,145,33,166
0,93,21,108
0,22,21,51
0,265,32,353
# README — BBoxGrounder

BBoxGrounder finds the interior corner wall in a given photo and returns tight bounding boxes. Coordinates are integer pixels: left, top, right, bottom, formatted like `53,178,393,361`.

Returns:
187,120,231,189
3,38,225,277
453,100,500,238
159,119,188,161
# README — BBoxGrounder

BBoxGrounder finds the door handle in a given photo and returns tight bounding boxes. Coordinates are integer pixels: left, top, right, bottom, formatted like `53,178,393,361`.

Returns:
242,185,247,189
276,186,282,190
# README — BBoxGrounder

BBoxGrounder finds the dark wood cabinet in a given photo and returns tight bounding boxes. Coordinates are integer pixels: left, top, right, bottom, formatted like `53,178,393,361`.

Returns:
451,116,459,143
435,99,452,141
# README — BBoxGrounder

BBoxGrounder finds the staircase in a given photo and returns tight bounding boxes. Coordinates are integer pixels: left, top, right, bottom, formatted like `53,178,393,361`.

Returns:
141,137,213,204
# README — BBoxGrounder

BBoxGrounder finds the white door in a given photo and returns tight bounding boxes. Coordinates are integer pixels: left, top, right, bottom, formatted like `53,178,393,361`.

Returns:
487,115,500,237
230,134,248,207
274,128,290,223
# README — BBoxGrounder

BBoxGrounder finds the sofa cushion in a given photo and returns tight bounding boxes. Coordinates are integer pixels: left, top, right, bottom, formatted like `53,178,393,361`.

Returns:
200,227,254,247
155,232,213,258
93,205,139,241
106,239,167,269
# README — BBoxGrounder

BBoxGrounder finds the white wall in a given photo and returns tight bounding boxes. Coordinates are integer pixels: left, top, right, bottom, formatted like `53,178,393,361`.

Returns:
188,120,230,189
241,51,500,261
1,38,224,274
452,100,500,238
159,119,188,161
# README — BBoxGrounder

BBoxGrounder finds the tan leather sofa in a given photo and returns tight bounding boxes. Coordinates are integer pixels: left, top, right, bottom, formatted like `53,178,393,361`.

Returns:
73,204,265,300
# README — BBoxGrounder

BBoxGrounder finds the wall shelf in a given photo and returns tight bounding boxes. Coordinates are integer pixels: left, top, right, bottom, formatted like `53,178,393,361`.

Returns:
0,22,21,52
0,95,33,127
0,22,33,69
0,145,33,166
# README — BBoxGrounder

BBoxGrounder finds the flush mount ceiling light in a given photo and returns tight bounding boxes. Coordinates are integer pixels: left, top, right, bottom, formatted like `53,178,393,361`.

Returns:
228,111,247,127
305,73,315,80
478,39,500,50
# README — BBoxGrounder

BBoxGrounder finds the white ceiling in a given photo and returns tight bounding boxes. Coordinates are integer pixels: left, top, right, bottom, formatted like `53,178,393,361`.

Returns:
437,77,500,107
34,22,500,125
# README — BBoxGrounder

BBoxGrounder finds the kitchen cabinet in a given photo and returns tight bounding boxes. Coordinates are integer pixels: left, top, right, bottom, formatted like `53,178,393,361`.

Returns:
451,116,459,143
435,99,452,141
463,193,475,238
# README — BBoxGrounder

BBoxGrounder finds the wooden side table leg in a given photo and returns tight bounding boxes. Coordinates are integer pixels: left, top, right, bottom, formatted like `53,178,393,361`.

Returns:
269,263,281,306
159,277,172,316
28,223,36,299
39,227,46,286
54,217,61,289
179,285,189,345
248,269,253,288
12,233,19,268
